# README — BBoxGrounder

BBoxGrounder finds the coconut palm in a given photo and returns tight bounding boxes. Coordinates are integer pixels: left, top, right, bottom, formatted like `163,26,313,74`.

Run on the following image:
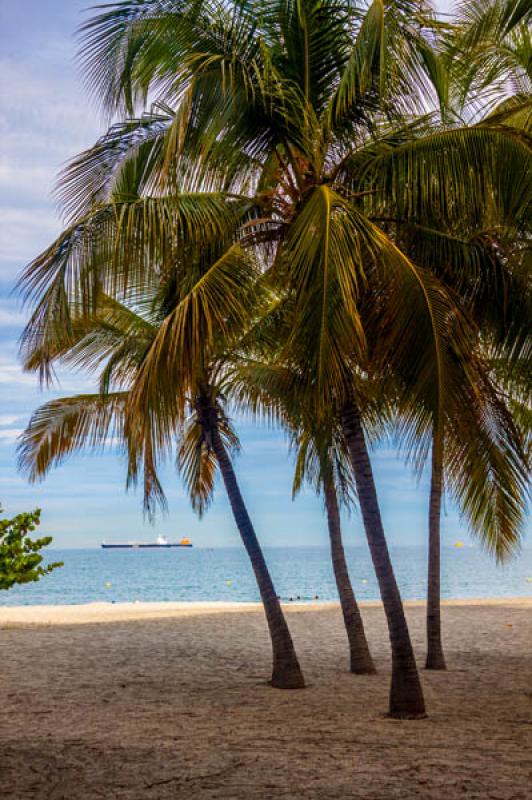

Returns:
20,0,532,716
293,424,377,675
405,224,530,670
380,178,531,670
393,346,529,670
19,278,305,689
241,362,377,675
376,139,531,670
384,9,532,668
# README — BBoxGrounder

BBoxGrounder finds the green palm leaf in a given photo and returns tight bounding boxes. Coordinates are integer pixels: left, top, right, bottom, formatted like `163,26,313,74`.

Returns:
18,392,129,481
354,127,532,229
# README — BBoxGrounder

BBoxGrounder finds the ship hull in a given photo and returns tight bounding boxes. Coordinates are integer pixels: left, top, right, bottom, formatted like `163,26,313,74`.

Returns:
101,543,192,549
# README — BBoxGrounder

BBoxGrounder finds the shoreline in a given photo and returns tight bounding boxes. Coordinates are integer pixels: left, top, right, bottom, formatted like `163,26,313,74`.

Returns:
1,596,530,627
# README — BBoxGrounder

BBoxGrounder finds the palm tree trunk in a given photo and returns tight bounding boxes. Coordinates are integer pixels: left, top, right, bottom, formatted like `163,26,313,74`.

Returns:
341,400,426,718
426,434,446,670
323,478,376,675
198,397,304,689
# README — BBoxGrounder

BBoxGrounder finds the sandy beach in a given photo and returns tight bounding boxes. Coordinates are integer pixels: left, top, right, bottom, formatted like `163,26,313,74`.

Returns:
1,599,531,799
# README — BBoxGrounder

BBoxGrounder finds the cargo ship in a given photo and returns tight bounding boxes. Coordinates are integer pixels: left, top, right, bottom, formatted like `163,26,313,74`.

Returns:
101,535,192,549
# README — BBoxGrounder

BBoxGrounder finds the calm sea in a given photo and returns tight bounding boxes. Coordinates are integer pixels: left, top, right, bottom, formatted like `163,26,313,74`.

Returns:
1,545,531,606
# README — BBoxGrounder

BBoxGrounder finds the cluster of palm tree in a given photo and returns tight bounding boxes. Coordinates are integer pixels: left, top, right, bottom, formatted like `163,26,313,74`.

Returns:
17,0,530,718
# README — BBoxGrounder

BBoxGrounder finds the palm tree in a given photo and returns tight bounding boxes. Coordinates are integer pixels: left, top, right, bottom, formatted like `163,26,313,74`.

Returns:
20,0,531,717
379,150,531,670
293,425,376,675
19,284,305,689
386,5,532,669
191,384,305,688
393,349,529,671
234,335,377,675
384,196,531,670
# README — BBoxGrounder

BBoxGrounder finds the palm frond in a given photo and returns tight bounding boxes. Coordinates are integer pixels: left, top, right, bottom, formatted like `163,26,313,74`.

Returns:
177,404,240,515
18,192,250,382
18,392,129,481
128,242,260,443
353,127,532,230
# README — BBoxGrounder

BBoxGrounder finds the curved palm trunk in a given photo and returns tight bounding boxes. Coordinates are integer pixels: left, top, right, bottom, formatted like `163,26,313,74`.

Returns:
323,478,376,675
341,400,426,718
426,435,446,670
198,397,304,689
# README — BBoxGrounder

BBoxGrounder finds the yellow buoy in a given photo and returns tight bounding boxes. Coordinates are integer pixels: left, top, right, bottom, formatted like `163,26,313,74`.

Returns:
454,541,464,549
105,582,112,588
225,580,233,587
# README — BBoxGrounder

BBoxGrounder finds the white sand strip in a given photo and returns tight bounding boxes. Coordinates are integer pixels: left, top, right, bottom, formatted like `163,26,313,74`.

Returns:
0,596,530,627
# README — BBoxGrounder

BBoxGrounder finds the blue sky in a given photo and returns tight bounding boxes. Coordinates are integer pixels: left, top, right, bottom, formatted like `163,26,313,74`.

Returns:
1,0,526,551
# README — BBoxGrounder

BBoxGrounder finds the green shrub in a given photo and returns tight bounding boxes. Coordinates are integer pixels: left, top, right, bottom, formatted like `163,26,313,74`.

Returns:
0,506,63,591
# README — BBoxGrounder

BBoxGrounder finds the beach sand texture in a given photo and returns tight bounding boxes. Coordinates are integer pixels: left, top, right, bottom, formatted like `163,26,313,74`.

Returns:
1,600,531,799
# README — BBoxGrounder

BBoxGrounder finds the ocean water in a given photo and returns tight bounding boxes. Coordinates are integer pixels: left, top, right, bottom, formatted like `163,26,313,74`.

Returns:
1,545,531,606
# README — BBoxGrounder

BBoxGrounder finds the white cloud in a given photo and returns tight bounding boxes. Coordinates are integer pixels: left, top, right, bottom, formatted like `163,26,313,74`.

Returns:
0,162,56,205
0,42,104,282
0,207,60,270
0,58,102,157
0,353,97,397
0,306,26,327
0,414,23,426
0,427,23,443
0,360,36,387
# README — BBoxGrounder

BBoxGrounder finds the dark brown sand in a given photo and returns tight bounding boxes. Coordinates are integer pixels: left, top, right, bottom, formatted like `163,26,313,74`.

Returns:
1,600,531,799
